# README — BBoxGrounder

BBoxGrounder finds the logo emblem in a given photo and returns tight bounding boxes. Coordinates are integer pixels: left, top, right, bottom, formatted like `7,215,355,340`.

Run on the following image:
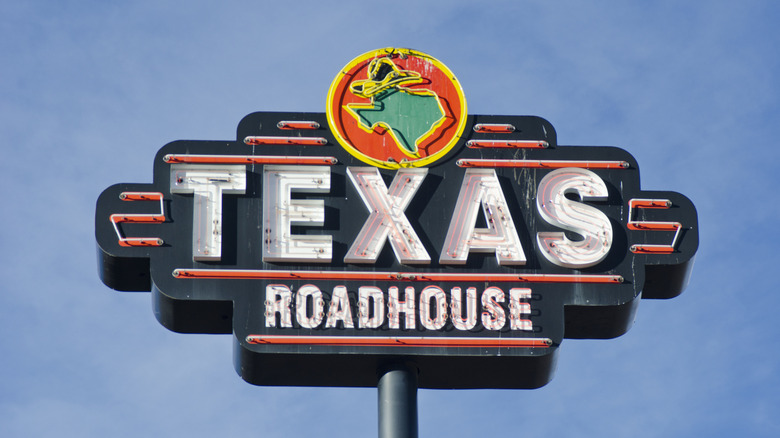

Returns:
327,48,468,169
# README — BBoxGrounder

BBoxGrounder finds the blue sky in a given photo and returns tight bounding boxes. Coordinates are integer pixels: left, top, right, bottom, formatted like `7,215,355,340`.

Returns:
2,1,779,436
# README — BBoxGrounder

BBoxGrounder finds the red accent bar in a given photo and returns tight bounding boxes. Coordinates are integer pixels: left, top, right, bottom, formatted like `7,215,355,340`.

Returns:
163,154,338,165
277,121,320,130
631,244,675,254
110,214,165,223
629,199,671,209
246,335,553,348
119,192,163,202
173,269,623,284
466,140,549,149
627,221,681,232
456,159,630,169
118,238,164,247
473,123,516,133
243,136,327,145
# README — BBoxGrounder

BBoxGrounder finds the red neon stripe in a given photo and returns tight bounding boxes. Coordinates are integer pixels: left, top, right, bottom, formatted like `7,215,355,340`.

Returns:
276,121,320,130
163,154,338,165
627,222,681,232
173,269,623,284
466,140,548,149
118,238,163,247
629,199,671,209
631,245,675,254
246,335,552,348
456,159,630,169
243,136,327,145
110,214,165,223
473,123,516,133
119,192,163,201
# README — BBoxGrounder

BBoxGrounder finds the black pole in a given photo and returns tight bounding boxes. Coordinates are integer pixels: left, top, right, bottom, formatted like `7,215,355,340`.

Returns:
377,363,418,438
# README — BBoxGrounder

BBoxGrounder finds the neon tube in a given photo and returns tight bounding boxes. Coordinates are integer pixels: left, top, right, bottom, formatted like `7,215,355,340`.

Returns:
466,140,548,149
246,335,553,348
243,136,327,145
163,154,338,165
630,244,676,254
110,191,165,247
457,159,630,169
172,269,623,284
472,123,516,133
627,198,682,254
276,121,320,130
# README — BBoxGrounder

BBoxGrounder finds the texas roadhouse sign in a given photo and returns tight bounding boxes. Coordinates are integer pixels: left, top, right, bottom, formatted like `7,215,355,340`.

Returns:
96,48,698,390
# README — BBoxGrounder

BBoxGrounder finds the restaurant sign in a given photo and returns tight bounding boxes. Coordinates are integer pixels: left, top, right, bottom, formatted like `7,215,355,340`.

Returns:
96,48,698,389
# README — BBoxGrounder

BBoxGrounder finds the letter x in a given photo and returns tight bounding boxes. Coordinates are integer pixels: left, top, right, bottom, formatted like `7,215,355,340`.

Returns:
345,167,430,265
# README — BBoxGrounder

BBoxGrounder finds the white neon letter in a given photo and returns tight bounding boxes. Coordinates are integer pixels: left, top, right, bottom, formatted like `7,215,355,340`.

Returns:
388,286,416,330
419,286,448,330
262,166,332,263
265,284,292,328
325,286,354,328
536,168,613,268
481,287,506,331
450,287,477,331
296,284,325,329
440,169,526,265
345,167,430,265
509,288,533,331
358,286,385,329
170,164,246,261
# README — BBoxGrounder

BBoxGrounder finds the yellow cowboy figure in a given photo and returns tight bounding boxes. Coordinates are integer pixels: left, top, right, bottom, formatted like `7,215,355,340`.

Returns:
346,57,446,158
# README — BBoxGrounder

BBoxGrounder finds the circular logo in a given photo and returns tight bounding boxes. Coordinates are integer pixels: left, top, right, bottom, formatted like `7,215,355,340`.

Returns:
327,48,468,169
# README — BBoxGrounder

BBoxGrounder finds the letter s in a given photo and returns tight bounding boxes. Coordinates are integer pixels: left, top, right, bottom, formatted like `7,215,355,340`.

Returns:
536,168,613,268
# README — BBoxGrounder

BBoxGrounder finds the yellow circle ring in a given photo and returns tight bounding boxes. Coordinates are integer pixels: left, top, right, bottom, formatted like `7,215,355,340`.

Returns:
326,48,468,169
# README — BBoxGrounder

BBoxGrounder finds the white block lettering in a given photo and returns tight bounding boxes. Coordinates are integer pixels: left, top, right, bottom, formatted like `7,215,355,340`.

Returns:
419,286,448,330
296,284,325,329
325,286,354,328
481,286,506,330
450,287,478,331
509,288,533,331
170,164,246,261
388,286,416,330
344,167,430,265
265,284,292,328
262,166,332,263
440,169,527,266
358,286,385,329
536,168,613,268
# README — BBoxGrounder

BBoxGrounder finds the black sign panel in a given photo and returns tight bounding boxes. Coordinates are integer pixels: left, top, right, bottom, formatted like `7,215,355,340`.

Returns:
96,111,697,389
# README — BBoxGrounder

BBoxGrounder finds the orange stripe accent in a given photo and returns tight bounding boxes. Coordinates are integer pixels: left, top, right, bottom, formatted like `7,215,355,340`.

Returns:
629,199,671,209
246,335,552,348
118,238,163,247
466,140,548,149
631,245,675,254
173,269,623,284
627,221,681,232
276,121,320,130
119,192,163,201
456,159,630,169
472,123,515,133
243,136,327,145
110,214,165,223
163,154,338,165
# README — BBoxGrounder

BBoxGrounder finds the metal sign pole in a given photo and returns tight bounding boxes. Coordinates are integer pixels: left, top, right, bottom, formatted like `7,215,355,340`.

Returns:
378,363,418,438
